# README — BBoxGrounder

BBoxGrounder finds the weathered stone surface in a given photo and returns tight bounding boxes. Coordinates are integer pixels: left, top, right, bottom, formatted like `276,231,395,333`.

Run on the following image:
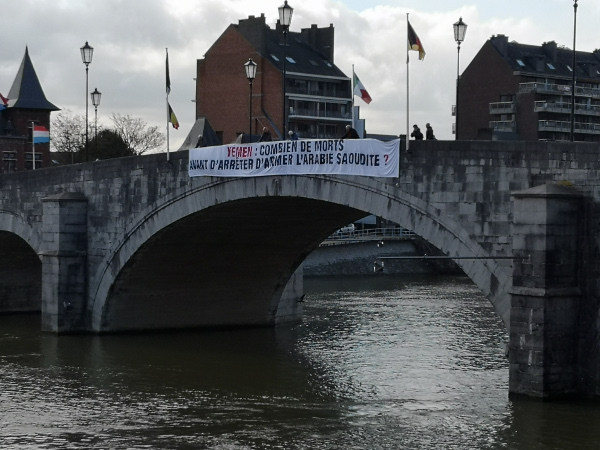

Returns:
0,141,600,397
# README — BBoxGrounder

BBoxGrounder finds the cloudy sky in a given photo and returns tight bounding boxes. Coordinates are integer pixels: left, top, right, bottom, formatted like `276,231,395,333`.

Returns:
1,0,598,150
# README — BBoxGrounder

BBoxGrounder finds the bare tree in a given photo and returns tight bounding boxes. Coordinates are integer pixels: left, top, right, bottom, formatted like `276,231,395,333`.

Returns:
110,113,165,155
50,109,87,163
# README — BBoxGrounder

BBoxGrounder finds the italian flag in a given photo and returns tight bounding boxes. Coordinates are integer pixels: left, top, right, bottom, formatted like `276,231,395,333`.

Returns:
353,71,372,104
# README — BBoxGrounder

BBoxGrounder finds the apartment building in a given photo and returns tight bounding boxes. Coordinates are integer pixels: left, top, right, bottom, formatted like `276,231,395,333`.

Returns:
195,14,352,143
457,34,600,142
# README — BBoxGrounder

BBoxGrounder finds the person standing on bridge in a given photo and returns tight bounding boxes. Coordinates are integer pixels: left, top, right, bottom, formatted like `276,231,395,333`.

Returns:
425,123,436,140
341,124,360,139
411,124,423,140
259,127,272,142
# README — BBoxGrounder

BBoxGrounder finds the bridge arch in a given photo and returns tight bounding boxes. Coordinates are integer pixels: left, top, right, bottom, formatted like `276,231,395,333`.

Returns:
89,175,511,333
0,211,43,312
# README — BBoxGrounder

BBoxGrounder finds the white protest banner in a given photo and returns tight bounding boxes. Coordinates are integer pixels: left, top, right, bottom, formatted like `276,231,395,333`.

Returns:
188,138,399,178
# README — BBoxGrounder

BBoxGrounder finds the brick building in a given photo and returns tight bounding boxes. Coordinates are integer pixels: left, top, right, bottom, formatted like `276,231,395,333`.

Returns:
457,34,600,142
195,14,352,144
0,47,59,172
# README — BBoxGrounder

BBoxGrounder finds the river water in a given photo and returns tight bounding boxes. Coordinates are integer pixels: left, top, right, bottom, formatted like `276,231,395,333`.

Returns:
1,274,600,449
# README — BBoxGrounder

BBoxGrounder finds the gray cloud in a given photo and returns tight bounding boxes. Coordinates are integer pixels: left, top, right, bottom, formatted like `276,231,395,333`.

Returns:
1,0,597,149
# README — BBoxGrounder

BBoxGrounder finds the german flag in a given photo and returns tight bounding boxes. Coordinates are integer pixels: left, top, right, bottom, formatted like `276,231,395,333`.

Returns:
408,20,426,60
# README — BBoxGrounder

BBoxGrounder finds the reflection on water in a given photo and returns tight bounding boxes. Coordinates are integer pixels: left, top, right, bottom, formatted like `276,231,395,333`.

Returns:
1,274,599,449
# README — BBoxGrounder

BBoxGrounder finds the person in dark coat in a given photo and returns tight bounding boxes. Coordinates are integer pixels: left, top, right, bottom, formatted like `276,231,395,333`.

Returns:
258,127,272,142
288,130,299,140
411,124,423,140
425,123,436,140
341,125,360,139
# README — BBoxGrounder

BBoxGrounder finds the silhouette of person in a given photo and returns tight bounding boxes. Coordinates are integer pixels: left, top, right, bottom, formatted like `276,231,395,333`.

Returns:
341,124,360,139
411,124,423,140
425,123,436,140
259,127,272,142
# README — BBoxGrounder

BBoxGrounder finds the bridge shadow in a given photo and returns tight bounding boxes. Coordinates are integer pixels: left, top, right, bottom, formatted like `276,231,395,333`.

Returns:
102,196,366,332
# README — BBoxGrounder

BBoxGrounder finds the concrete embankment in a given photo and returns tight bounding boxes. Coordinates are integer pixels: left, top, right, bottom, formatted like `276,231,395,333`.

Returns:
303,240,456,277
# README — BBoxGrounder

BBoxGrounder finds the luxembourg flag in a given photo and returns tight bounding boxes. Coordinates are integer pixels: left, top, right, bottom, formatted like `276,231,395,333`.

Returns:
353,71,372,104
33,125,50,144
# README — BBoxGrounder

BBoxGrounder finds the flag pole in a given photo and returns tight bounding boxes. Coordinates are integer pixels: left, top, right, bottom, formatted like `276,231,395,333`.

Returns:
406,13,410,152
351,64,355,129
31,121,36,170
166,48,170,162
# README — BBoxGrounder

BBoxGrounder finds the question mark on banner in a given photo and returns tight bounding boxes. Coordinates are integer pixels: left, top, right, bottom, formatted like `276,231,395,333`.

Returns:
384,154,389,164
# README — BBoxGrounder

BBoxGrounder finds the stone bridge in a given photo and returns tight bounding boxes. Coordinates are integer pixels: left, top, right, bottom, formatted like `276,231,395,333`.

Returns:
1,140,600,399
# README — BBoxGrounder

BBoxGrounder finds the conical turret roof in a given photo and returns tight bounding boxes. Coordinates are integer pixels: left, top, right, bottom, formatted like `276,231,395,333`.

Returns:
7,47,59,111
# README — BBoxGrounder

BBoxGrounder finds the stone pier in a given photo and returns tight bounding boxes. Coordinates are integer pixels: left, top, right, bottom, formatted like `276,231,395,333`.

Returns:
509,184,583,398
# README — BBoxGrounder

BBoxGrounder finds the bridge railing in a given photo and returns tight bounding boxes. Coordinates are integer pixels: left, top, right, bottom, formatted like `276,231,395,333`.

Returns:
323,227,415,245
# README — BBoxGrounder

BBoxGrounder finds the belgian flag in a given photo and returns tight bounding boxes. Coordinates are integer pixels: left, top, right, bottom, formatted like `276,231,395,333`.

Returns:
168,103,179,129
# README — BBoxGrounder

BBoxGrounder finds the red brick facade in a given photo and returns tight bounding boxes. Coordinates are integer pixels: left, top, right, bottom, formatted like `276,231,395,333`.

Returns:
196,26,283,144
1,109,51,172
196,15,352,144
458,35,600,142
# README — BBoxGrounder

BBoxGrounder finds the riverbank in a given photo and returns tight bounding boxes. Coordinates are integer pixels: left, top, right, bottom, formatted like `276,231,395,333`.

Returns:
303,239,461,277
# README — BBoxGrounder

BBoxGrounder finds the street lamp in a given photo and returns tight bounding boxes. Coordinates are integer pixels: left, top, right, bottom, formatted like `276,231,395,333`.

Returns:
453,17,467,140
91,88,101,140
571,0,578,142
244,58,257,140
278,0,293,138
80,41,94,162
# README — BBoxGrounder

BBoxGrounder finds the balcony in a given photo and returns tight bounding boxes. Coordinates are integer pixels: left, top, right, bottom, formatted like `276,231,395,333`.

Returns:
489,101,515,114
520,82,600,99
289,107,352,121
286,85,350,100
538,120,600,134
490,120,516,132
534,101,600,116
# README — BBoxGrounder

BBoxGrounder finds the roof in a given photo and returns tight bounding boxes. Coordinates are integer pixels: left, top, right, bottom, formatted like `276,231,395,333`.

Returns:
490,35,600,82
177,117,221,149
235,15,348,80
263,29,346,79
7,47,59,110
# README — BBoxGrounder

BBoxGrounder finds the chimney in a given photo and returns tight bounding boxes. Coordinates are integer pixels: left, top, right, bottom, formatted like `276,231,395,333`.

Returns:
492,34,509,57
542,41,557,62
237,13,267,53
300,24,335,62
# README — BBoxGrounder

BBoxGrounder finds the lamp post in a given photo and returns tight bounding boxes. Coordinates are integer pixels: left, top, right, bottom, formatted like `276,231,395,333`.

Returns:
80,41,94,162
244,58,257,141
571,0,578,142
278,0,293,138
91,88,101,140
453,17,467,140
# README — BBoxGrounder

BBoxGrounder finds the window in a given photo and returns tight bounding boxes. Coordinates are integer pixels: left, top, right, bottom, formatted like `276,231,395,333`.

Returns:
25,152,42,170
2,151,17,173
286,56,296,64
516,59,525,67
547,63,556,70
271,54,279,61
